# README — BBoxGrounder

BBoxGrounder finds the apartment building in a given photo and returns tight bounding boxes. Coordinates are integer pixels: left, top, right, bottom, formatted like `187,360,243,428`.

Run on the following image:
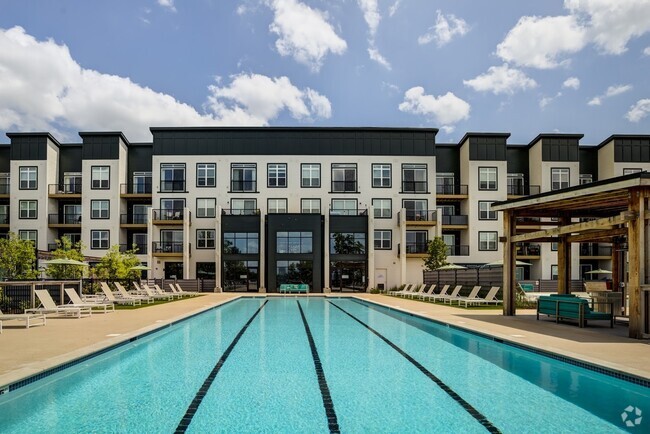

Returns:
0,127,648,292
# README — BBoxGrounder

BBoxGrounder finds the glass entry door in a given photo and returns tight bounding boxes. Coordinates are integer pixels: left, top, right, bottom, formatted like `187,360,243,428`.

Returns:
330,261,366,292
164,262,183,279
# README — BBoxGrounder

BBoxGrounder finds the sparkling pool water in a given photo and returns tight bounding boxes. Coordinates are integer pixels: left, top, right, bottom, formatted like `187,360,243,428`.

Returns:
0,297,648,433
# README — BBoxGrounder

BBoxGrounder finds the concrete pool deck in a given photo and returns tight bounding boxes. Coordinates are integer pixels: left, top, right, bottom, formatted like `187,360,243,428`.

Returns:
1,293,649,390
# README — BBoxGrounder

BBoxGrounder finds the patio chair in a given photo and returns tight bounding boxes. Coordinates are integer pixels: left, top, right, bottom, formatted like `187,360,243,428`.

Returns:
100,282,142,306
389,284,413,296
0,309,46,329
114,282,154,304
420,284,445,301
459,286,502,307
404,284,427,298
64,287,114,313
139,283,174,301
430,285,462,303
154,284,183,299
175,283,199,296
26,290,92,318
447,286,482,305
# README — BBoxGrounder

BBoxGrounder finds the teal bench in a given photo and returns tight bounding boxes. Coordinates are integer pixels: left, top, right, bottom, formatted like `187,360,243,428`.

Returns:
537,294,613,328
279,284,309,294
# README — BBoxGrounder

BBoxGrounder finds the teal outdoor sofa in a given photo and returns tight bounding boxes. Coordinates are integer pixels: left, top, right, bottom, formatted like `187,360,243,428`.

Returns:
537,294,613,328
279,284,309,294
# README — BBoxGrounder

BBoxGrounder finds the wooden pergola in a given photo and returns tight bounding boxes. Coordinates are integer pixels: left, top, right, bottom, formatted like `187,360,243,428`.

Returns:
492,172,650,339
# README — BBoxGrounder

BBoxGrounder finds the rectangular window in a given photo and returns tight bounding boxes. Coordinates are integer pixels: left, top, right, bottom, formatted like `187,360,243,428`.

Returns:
223,232,259,254
331,164,357,192
0,204,8,224
551,242,558,251
160,163,186,192
63,204,82,224
91,166,110,190
132,204,150,225
19,230,37,245
402,199,428,221
196,229,216,249
159,230,183,253
374,230,391,250
132,171,152,194
132,233,147,254
63,172,82,194
331,199,358,215
551,265,558,281
230,198,257,215
579,174,593,185
277,232,313,254
197,262,216,279
267,163,287,188
436,173,455,195
301,163,320,188
91,200,110,219
479,231,498,251
196,198,216,218
372,164,391,188
268,198,288,214
507,173,525,195
160,199,185,220
478,201,496,220
372,199,391,219
479,167,498,190
19,200,37,219
231,163,257,192
91,230,110,249
330,232,366,254
402,164,427,193
406,231,428,254
301,199,321,214
19,166,38,190
551,168,570,190
196,163,216,187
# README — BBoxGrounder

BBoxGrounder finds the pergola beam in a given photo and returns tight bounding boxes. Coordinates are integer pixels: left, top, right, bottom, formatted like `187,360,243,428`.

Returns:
510,212,635,243
566,227,627,243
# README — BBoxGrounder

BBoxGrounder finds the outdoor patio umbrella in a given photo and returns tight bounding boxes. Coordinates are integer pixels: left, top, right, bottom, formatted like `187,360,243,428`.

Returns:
436,263,467,270
482,259,532,267
129,265,151,270
46,258,88,266
585,268,612,274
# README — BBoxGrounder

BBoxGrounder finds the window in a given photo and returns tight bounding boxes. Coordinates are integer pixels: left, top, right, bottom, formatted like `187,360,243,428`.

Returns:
19,230,37,245
132,233,147,254
442,234,456,253
223,232,259,254
132,171,152,194
268,199,287,214
196,229,216,249
436,173,455,195
230,198,257,215
19,200,37,219
0,173,9,195
372,164,391,188
330,233,366,254
579,174,593,185
19,166,37,190
64,204,82,224
196,198,216,218
91,166,110,189
479,167,498,190
268,163,287,188
91,230,109,249
551,265,558,281
551,242,558,251
406,231,427,253
276,260,312,287
551,168,570,190
623,168,642,175
63,172,82,193
301,164,320,188
132,204,150,225
507,173,525,195
301,199,321,214
277,232,313,254
478,201,496,220
372,199,391,219
160,199,185,220
196,163,216,187
331,164,357,192
197,262,216,279
331,199,358,215
374,230,391,250
0,204,8,224
159,230,183,253
160,163,186,192
479,231,498,251
402,164,427,193
402,199,428,221
91,200,110,219
231,163,257,192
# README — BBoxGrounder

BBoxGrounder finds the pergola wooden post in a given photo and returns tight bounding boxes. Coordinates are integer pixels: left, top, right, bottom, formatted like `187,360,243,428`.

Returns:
628,189,644,338
557,216,571,294
502,210,517,316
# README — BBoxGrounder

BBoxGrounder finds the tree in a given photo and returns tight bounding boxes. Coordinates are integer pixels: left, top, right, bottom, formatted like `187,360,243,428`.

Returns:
0,232,38,280
46,236,87,279
93,245,141,280
423,236,449,272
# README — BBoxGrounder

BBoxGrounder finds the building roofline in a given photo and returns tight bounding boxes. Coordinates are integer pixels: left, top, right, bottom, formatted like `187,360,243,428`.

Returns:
6,132,61,146
149,126,439,134
78,131,131,145
595,134,650,149
526,133,584,148
457,132,511,146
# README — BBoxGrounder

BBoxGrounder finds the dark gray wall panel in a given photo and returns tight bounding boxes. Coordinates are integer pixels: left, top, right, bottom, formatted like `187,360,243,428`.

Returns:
579,147,598,179
541,137,579,161
59,145,82,182
80,135,120,160
8,135,49,160
506,147,529,176
614,138,650,162
436,145,460,174
0,146,9,172
128,144,153,174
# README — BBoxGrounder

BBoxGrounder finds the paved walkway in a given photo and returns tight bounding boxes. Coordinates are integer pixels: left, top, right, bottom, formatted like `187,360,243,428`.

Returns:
1,293,648,389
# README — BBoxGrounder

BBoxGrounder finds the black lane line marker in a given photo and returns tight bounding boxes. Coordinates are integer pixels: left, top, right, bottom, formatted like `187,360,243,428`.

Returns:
328,301,501,434
175,300,269,433
297,301,341,434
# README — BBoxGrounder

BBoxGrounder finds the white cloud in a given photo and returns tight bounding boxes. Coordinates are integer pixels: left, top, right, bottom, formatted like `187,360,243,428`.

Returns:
157,0,176,12
588,84,633,106
539,92,562,109
644,46,650,56
357,0,381,38
463,64,537,95
388,0,401,17
496,15,587,69
418,10,469,47
368,47,391,70
398,87,470,129
626,99,650,122
562,77,580,89
0,26,331,141
267,0,347,72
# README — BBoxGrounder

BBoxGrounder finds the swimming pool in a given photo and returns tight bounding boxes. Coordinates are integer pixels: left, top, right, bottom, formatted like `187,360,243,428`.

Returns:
0,297,647,433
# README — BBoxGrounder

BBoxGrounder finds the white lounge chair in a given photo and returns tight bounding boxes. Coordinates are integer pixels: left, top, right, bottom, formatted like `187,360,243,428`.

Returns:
114,282,154,303
26,290,92,318
448,286,482,305
405,284,427,298
100,282,142,306
431,285,462,303
0,309,46,329
174,283,199,296
64,288,114,313
139,283,174,301
155,284,182,299
459,286,502,307
390,284,414,296
419,284,444,300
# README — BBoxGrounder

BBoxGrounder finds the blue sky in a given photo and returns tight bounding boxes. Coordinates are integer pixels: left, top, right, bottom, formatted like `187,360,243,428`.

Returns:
0,0,649,144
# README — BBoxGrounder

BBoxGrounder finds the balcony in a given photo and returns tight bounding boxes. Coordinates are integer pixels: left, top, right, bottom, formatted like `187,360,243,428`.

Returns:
230,180,257,193
119,243,148,254
48,213,82,228
517,243,541,259
48,183,82,198
405,242,428,257
507,184,541,198
152,242,186,256
401,181,428,194
120,182,152,198
0,180,9,197
580,243,612,258
436,184,468,200
160,180,186,193
329,208,368,216
440,214,468,228
222,208,260,216
0,212,8,227
400,210,436,226
330,181,357,193
152,209,185,225
446,245,469,256
120,213,148,228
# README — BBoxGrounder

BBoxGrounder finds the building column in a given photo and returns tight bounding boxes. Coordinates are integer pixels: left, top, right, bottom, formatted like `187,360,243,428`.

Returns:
147,207,154,280
258,214,266,293
628,190,644,338
557,216,571,294
400,208,407,286
323,212,331,292
214,207,222,292
502,210,517,316
183,207,191,279
367,206,375,292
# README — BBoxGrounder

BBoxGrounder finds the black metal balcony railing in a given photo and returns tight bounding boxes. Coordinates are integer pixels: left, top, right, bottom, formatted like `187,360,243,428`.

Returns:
48,213,82,224
0,213,8,224
329,208,368,216
120,182,152,195
517,244,541,256
507,184,541,196
405,209,436,222
230,180,257,192
119,243,148,254
406,242,428,254
436,184,468,195
446,245,469,256
401,181,428,193
48,183,82,195
0,181,9,195
580,244,613,256
152,242,184,253
120,213,148,225
152,209,184,221
331,181,357,193
222,208,260,216
160,180,186,192
440,214,468,225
